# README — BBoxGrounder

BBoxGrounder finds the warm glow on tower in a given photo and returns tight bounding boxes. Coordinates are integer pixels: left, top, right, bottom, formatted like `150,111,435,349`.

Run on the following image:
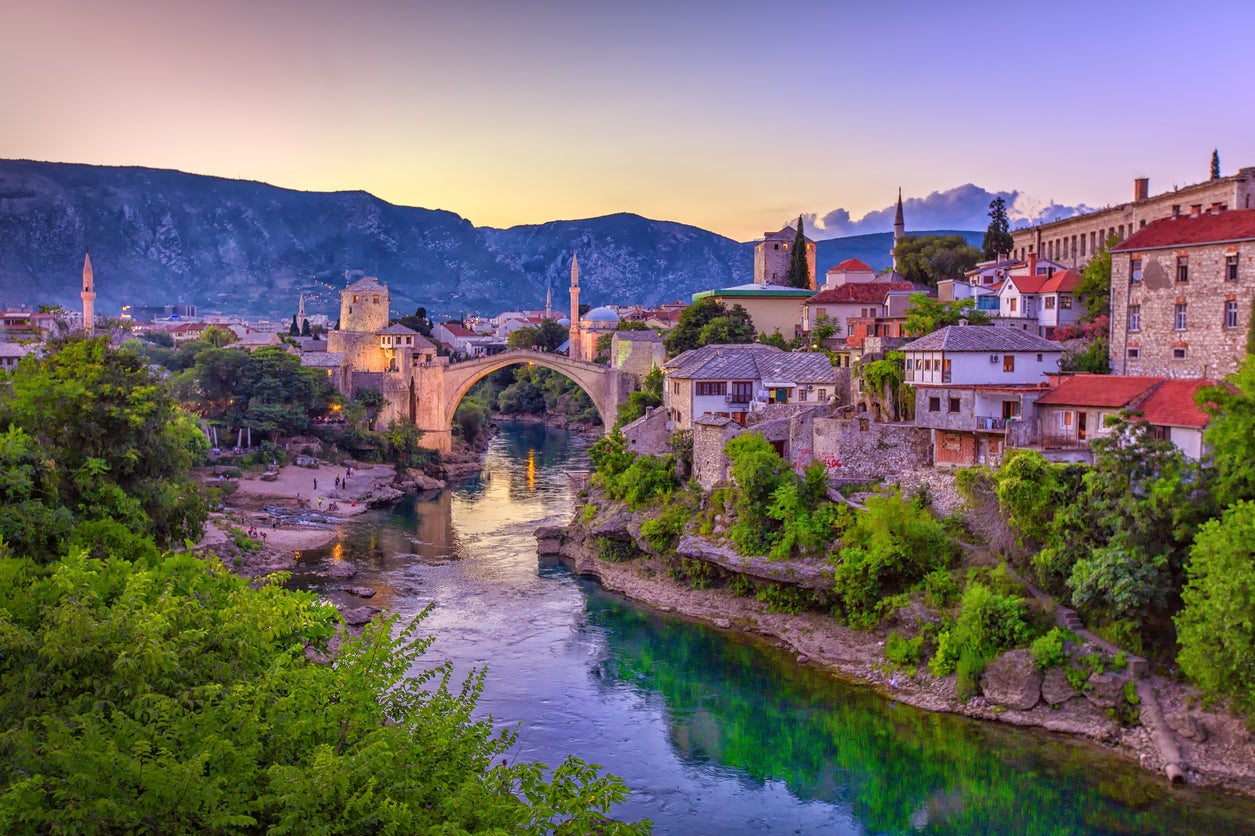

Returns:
80,253,96,331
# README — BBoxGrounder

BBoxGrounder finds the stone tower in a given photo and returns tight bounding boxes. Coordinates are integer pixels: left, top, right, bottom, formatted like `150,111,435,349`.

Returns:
338,276,390,334
81,253,96,332
892,188,905,271
568,254,582,361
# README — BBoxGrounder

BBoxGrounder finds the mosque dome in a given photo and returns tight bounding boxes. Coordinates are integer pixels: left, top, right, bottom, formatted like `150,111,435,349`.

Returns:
583,306,620,324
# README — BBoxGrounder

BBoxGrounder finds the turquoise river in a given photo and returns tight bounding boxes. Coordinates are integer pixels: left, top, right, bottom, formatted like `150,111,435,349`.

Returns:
291,424,1255,835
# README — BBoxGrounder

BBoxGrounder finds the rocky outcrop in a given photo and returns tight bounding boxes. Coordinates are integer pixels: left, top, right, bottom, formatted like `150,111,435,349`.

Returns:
1041,667,1081,706
1084,671,1130,710
327,561,359,579
395,469,447,493
981,649,1043,710
341,605,380,626
674,536,834,590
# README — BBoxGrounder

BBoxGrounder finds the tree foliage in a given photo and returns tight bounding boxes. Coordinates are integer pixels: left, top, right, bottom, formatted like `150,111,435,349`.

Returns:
508,319,568,352
1198,357,1255,508
615,365,663,428
893,236,981,288
785,215,811,289
902,293,990,336
0,337,207,560
1176,500,1255,715
0,549,646,833
664,297,756,356
982,197,1014,260
1075,235,1117,321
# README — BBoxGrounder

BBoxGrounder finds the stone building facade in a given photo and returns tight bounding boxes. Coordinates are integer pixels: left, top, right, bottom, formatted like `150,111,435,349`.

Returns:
1010,167,1255,270
1110,209,1255,379
754,225,817,288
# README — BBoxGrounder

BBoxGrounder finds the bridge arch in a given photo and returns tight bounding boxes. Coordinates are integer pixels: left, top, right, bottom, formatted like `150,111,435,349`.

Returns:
411,349,630,452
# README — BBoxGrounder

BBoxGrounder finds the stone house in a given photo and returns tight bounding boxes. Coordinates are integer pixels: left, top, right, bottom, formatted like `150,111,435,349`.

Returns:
662,344,838,430
1110,209,1255,379
823,258,876,287
801,281,915,341
902,326,1063,467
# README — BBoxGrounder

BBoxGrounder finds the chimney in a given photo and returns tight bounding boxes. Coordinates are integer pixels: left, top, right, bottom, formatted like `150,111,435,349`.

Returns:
1134,177,1150,201
1026,253,1037,276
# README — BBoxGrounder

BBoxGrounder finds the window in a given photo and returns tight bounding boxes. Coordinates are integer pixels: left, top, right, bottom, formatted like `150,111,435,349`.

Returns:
799,389,808,402
1128,304,1141,332
924,359,932,371
1173,345,1188,360
1010,297,1017,313
672,382,680,394
905,358,915,370
818,389,827,401
948,397,961,413
928,397,941,412
1175,303,1188,331
353,294,360,302
1176,256,1189,283
696,381,727,396
1227,254,1240,282
1045,297,1055,310
1060,295,1072,309
1225,300,1239,329
730,381,753,403
1003,355,1015,372
1127,346,1140,359
1036,353,1043,362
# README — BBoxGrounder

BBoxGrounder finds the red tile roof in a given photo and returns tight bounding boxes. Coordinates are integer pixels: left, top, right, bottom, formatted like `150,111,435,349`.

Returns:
1034,374,1162,408
828,258,874,273
1040,269,1081,293
439,322,476,337
807,282,914,306
1113,209,1255,252
1135,379,1215,429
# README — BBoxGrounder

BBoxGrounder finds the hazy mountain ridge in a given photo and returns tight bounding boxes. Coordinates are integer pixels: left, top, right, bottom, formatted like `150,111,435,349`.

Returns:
0,160,978,319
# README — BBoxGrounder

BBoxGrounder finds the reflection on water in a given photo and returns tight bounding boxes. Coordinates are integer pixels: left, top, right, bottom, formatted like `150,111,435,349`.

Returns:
291,425,1255,835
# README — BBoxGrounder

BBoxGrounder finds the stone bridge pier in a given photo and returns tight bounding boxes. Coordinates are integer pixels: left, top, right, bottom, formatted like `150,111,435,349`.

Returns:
410,349,633,452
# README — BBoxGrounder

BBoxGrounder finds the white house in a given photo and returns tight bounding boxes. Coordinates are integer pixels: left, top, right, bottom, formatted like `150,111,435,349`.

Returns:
663,344,838,430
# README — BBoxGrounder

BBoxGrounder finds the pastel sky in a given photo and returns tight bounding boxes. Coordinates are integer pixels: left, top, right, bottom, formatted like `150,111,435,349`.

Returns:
5,0,1254,240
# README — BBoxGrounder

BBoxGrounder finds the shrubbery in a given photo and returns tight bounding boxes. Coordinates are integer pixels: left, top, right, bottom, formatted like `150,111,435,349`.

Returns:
929,583,1029,677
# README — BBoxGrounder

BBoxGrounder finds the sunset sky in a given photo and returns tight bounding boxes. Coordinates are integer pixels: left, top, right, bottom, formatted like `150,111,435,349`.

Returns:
5,0,1254,240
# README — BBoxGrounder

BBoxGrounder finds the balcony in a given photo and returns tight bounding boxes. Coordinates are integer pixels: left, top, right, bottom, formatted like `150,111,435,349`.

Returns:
975,416,1008,432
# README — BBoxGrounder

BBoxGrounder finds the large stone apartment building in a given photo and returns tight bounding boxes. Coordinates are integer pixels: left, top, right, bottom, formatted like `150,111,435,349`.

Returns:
1110,209,1255,379
1010,166,1255,270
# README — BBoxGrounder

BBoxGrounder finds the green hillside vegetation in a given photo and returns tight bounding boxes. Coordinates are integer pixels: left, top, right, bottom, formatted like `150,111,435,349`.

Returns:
0,337,647,833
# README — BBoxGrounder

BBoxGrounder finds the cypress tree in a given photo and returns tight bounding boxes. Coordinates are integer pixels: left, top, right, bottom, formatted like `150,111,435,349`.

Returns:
1211,149,1221,181
982,197,1014,260
289,315,299,336
301,318,312,337
785,215,811,289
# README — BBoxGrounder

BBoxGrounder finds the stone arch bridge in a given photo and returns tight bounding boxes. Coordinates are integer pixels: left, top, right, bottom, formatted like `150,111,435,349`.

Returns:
411,349,633,452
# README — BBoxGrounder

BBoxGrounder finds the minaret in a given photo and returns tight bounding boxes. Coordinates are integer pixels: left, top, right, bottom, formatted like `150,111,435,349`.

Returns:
892,188,905,272
568,254,582,361
545,284,552,320
298,293,306,324
81,253,96,332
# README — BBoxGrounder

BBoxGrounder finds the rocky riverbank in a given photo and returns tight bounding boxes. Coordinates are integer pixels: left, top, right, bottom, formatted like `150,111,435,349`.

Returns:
537,502,1255,798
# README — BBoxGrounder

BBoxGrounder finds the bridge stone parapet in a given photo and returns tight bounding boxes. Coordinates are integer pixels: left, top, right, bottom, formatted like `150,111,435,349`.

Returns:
410,349,631,452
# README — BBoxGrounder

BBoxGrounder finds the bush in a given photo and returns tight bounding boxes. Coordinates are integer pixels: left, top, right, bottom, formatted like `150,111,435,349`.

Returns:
929,583,1029,676
596,537,641,563
832,492,957,628
924,569,958,608
955,647,987,702
640,503,690,551
608,454,678,509
1030,627,1070,669
885,631,924,669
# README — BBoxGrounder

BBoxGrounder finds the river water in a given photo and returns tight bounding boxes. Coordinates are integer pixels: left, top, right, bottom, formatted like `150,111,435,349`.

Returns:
292,424,1255,835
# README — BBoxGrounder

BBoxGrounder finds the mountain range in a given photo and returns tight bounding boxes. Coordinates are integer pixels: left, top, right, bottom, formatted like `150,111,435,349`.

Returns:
0,160,980,320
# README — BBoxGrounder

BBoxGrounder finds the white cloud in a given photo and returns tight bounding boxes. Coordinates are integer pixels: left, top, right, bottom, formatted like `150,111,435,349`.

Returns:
802,185,1099,240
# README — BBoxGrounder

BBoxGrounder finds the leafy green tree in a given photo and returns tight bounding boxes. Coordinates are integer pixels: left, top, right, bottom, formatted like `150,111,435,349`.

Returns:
354,388,387,431
894,235,981,288
1176,500,1255,714
194,346,338,438
902,293,990,336
993,450,1074,549
857,350,910,421
1061,338,1110,374
0,337,207,557
1198,357,1255,507
785,215,811,289
1075,235,1117,320
200,324,238,347
454,395,490,445
508,326,541,350
982,197,1014,260
665,298,756,356
0,548,646,833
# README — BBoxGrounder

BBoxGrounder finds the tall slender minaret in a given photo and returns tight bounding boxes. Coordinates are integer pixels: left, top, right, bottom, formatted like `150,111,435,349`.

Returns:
892,188,905,272
545,284,552,320
568,254,582,361
297,293,306,324
81,253,96,332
